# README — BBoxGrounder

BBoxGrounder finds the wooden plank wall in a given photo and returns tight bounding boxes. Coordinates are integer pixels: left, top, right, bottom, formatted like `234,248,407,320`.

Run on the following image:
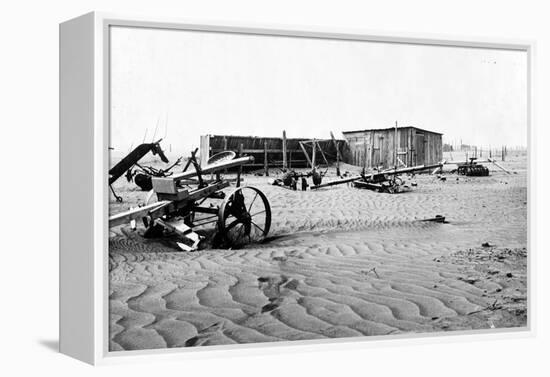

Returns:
343,128,442,168
423,131,443,165
201,134,349,170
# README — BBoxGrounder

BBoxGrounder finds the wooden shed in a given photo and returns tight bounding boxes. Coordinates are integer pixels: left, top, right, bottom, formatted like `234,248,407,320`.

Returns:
342,126,443,168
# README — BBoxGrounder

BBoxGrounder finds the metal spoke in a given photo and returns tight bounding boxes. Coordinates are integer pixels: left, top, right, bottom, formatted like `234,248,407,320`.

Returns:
251,220,265,234
247,192,259,212
250,210,266,217
192,218,219,227
217,186,271,248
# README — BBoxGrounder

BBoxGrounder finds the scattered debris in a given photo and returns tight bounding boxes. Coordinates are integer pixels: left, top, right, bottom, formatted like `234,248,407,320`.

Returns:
420,215,447,223
361,267,380,278
458,276,480,285
436,247,526,329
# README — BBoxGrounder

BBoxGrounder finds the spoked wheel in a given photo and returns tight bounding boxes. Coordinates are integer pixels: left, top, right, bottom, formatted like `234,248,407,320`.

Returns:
217,186,271,248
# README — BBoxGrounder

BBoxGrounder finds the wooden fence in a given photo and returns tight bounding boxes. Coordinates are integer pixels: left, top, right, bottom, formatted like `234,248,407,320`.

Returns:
200,132,349,174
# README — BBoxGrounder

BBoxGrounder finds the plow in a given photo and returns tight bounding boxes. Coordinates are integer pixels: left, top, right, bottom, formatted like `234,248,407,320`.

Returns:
109,150,271,251
311,162,445,193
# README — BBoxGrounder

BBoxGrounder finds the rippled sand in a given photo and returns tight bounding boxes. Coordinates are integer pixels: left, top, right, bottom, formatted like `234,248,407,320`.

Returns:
108,156,527,351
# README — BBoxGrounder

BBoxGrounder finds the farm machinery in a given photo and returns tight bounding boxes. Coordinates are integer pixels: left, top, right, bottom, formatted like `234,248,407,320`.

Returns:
109,139,171,202
445,157,512,176
109,150,272,251
128,156,183,191
272,167,325,190
311,162,445,193
455,157,490,176
309,155,513,193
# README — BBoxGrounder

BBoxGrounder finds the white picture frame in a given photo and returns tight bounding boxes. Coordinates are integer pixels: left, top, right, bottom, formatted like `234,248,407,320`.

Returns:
59,11,535,365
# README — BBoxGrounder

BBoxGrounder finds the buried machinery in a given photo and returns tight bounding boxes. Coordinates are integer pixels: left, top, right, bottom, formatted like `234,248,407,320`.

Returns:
310,156,512,193
109,139,171,202
109,150,272,251
311,162,446,193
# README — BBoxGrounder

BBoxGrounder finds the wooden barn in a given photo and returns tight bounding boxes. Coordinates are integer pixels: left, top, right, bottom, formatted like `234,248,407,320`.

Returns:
199,133,348,173
342,126,443,168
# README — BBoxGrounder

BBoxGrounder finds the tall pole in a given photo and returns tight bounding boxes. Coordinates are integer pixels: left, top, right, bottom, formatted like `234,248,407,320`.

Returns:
237,143,243,187
394,121,398,169
264,140,269,176
330,131,341,177
363,135,367,174
282,130,287,170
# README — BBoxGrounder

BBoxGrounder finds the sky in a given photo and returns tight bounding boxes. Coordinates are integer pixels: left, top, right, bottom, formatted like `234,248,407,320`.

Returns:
109,26,528,156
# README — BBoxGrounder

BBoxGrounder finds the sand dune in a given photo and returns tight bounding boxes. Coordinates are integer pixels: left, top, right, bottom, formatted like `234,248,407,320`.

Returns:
109,157,527,351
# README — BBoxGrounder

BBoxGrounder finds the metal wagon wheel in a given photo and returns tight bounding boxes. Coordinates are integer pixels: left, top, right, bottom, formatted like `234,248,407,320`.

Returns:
217,186,271,247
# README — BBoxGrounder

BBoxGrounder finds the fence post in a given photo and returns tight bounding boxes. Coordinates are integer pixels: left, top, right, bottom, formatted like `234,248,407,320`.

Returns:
264,140,269,176
330,131,341,176
282,130,287,170
236,143,244,187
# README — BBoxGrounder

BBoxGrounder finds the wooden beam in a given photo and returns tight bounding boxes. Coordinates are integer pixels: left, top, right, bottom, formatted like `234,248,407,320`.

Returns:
370,133,374,168
289,150,292,169
152,181,230,218
299,139,333,144
330,131,341,176
237,143,243,187
168,156,254,182
109,201,171,228
299,141,313,167
363,135,368,173
199,135,210,167
282,130,287,169
222,136,228,173
394,121,398,168
210,148,301,154
264,140,269,176
488,157,512,174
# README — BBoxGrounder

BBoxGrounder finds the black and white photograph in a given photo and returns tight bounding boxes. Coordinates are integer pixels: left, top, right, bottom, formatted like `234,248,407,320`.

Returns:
106,25,528,352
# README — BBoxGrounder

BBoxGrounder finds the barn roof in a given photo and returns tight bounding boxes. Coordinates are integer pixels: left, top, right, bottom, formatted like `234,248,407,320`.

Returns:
342,126,443,136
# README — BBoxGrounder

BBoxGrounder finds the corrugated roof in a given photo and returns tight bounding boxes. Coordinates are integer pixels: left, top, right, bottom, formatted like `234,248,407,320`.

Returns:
342,126,443,136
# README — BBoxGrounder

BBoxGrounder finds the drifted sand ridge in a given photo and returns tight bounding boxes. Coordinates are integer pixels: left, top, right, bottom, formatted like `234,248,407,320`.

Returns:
108,156,527,351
